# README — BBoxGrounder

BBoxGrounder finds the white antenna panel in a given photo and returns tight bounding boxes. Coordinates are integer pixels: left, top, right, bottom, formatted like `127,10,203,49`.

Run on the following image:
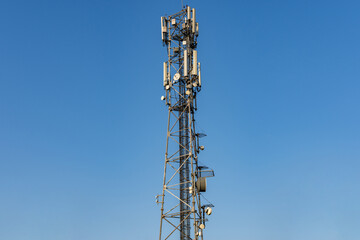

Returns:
192,50,197,75
187,6,191,21
192,8,196,33
198,62,201,86
184,50,188,76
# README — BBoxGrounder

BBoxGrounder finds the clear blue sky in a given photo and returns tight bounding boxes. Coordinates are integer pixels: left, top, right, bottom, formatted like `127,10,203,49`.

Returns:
1,0,359,239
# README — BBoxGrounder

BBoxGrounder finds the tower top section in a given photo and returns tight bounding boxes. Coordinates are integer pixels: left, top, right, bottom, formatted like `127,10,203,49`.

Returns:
161,6,199,45
160,6,202,94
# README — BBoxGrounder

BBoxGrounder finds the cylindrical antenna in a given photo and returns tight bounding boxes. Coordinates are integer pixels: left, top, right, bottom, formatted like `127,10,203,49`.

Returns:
192,8,196,33
184,50,188,76
161,17,164,40
198,62,201,86
163,62,168,86
192,50,197,75
187,6,191,21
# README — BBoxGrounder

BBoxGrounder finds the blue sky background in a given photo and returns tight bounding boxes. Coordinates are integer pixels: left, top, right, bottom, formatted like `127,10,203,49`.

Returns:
1,0,359,239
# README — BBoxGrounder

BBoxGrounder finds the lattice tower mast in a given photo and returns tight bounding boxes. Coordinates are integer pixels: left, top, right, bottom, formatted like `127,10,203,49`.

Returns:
158,6,214,240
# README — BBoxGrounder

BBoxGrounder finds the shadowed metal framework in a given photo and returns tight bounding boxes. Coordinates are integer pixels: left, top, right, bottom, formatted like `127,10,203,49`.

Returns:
157,6,214,240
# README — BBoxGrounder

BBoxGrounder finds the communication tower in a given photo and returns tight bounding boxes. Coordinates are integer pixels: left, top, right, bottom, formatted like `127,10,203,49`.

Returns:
157,6,215,240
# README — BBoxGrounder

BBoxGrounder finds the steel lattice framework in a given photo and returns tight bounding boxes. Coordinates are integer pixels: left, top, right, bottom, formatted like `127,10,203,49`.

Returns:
157,6,214,240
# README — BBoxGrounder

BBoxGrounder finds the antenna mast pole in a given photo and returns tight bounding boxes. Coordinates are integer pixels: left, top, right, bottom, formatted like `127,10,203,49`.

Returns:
158,6,214,240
